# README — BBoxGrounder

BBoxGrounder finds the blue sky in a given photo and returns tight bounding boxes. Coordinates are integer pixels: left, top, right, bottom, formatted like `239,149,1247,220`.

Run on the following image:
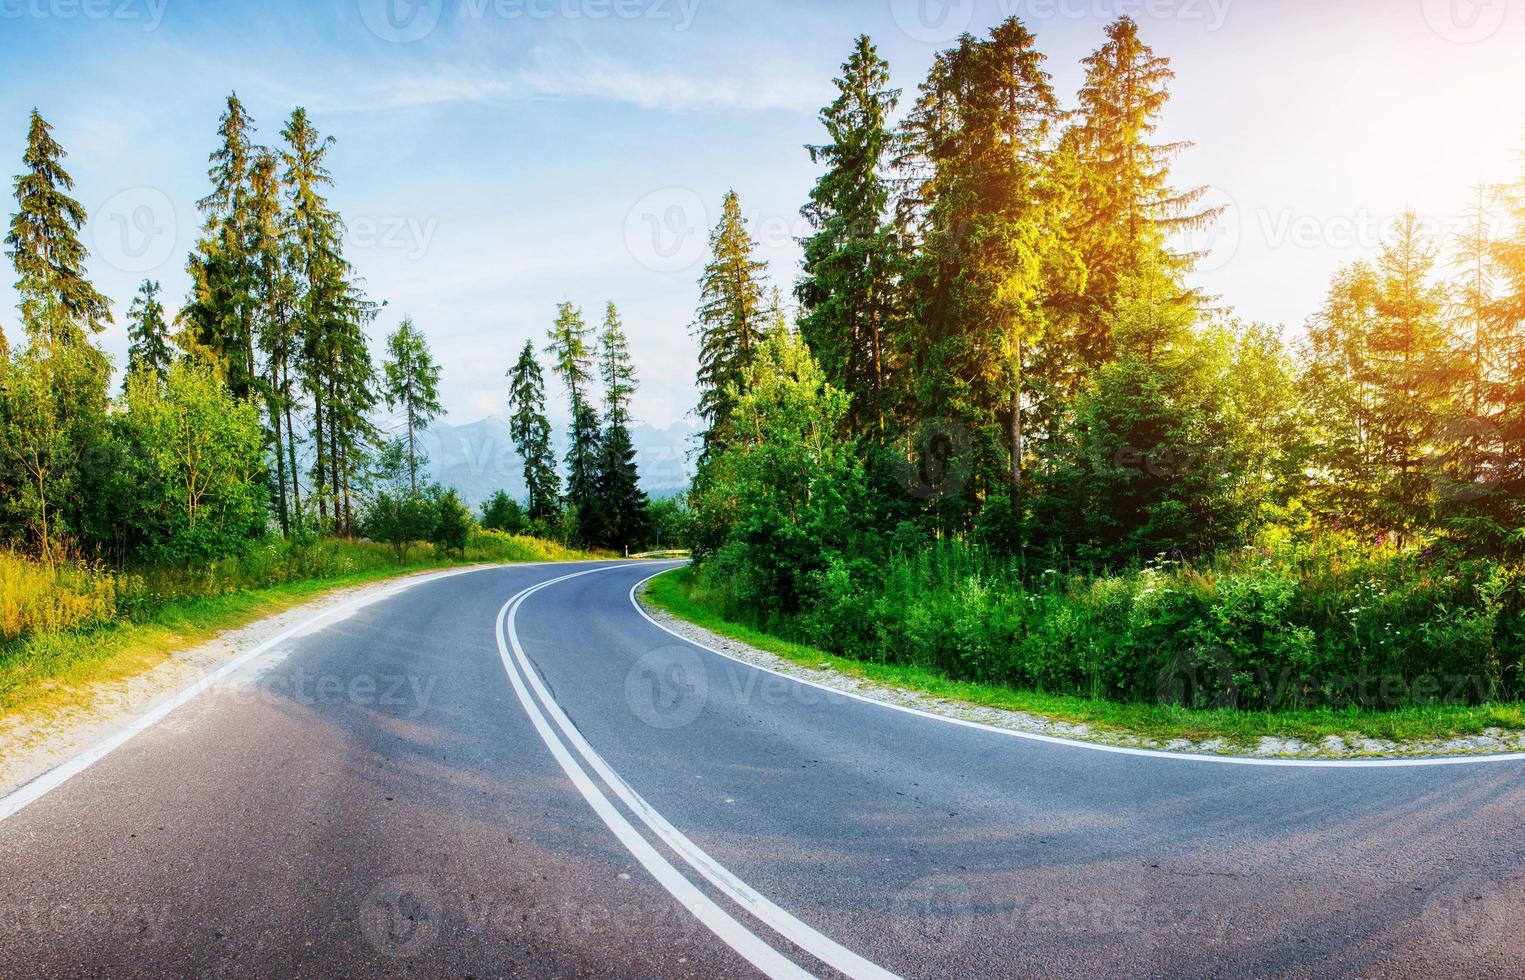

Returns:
2,0,1523,430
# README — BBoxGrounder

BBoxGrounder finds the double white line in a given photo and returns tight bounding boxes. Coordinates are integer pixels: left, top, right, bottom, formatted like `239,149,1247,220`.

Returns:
494,565,898,980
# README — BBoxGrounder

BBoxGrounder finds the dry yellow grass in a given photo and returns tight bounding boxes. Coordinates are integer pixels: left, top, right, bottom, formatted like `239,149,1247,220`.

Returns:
0,552,122,643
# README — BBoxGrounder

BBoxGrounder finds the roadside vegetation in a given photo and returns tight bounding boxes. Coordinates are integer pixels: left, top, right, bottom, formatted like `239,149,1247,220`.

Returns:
646,566,1525,748
672,21,1525,745
0,89,673,721
0,531,595,722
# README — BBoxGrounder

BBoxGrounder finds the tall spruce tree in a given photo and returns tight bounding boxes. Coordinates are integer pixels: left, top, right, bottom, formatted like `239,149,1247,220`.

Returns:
546,301,594,410
1057,17,1219,372
5,110,111,348
249,146,302,534
126,279,172,381
1452,184,1497,418
507,340,561,520
692,190,769,459
184,93,259,398
1487,163,1525,542
282,107,375,533
546,300,598,512
896,18,1065,517
565,400,601,519
1036,271,1245,564
591,301,649,550
1306,214,1463,540
798,34,901,438
598,301,637,428
591,418,650,553
382,317,443,493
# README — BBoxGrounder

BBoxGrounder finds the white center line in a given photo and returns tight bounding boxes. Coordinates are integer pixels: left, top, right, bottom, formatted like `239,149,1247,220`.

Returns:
502,566,899,980
494,567,819,979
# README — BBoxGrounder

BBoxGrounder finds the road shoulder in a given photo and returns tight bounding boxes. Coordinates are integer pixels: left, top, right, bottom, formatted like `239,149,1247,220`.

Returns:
0,566,490,800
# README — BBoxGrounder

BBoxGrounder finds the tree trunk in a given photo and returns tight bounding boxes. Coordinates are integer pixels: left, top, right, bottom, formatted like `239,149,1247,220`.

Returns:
407,405,417,494
271,382,289,537
284,363,301,519
1009,390,1023,517
1010,336,1024,519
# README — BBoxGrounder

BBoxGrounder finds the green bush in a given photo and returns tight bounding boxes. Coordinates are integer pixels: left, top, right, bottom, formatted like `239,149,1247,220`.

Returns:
693,534,1525,711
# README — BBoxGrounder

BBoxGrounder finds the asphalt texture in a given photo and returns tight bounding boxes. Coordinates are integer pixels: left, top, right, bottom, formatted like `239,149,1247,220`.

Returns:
3,560,1524,978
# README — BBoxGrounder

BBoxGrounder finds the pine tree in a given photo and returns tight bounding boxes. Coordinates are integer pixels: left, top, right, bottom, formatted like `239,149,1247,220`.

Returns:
693,190,769,459
566,400,601,517
765,285,792,337
546,300,598,512
324,280,380,536
1306,214,1464,540
249,145,302,534
126,279,172,381
0,322,9,360
1487,162,1525,541
382,317,443,493
5,110,111,348
1367,213,1464,540
798,34,901,438
1058,17,1219,372
1035,273,1245,563
282,106,375,532
507,340,561,520
183,93,259,399
546,301,594,409
598,301,637,428
591,418,650,553
896,18,1065,517
1451,183,1497,418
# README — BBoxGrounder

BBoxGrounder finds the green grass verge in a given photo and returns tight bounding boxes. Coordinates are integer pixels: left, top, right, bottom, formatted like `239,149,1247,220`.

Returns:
642,566,1525,749
0,541,599,726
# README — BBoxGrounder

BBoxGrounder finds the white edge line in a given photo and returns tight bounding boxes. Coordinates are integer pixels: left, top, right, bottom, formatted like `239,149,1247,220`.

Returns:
504,567,898,980
0,562,567,824
493,567,814,980
628,565,1525,770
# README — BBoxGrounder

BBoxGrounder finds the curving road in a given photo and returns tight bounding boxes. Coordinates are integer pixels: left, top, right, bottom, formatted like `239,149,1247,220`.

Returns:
3,560,1524,978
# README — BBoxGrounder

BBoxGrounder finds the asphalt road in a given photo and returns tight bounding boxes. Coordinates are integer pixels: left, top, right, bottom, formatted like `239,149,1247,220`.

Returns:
3,560,1525,978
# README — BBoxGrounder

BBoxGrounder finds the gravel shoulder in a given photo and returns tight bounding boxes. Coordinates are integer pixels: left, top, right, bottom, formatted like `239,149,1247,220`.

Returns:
637,582,1525,761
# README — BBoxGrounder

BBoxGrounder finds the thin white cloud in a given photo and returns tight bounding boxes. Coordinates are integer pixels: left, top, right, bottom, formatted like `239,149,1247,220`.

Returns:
288,43,819,116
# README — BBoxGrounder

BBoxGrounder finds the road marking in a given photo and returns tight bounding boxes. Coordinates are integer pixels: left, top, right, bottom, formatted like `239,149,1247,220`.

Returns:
494,567,818,980
501,568,899,980
0,563,552,824
629,566,1525,770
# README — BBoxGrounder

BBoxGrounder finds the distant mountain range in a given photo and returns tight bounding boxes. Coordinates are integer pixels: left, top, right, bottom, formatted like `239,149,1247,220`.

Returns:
414,416,698,509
